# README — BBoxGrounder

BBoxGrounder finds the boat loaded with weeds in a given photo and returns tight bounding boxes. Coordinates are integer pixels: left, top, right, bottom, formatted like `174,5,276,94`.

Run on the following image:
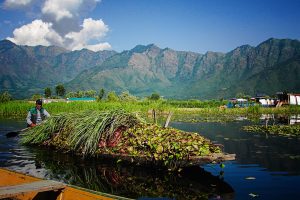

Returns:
20,109,235,170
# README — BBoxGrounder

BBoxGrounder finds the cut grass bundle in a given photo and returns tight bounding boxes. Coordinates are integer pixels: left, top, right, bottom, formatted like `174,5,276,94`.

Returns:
21,109,143,155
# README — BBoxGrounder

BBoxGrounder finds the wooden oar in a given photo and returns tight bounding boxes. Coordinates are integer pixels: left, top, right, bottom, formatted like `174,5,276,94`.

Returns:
6,127,29,138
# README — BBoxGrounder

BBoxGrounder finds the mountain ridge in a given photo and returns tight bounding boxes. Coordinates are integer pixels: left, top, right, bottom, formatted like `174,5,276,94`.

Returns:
1,38,299,99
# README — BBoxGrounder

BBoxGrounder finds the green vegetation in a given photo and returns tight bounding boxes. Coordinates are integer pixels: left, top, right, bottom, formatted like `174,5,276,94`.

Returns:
44,88,51,98
243,124,300,137
107,91,119,102
98,88,105,101
21,110,142,155
55,84,66,97
164,99,227,108
20,110,223,170
30,94,43,101
149,93,160,101
1,100,300,120
0,100,172,118
0,91,12,103
100,123,221,169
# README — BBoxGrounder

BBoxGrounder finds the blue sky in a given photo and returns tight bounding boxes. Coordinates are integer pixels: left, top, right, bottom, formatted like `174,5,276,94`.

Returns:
0,0,300,53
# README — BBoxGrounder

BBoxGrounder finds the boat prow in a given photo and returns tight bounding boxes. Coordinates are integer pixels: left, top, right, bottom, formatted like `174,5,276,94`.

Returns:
0,168,132,200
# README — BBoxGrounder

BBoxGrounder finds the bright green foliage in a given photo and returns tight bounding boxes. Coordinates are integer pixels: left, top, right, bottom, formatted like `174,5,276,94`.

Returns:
100,123,221,169
119,91,137,102
107,91,119,102
247,105,260,114
31,94,43,101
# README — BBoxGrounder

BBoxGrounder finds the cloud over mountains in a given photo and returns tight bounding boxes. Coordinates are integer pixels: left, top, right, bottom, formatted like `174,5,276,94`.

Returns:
3,0,110,51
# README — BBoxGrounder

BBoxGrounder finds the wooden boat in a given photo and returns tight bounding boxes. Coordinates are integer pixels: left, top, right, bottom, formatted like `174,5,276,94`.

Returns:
0,168,132,200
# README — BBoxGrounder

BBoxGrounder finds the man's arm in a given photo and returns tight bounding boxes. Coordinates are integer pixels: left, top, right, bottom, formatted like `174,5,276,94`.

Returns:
43,109,50,117
26,111,33,125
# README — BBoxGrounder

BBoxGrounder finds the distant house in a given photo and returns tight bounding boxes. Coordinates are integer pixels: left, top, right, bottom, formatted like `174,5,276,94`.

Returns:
227,98,254,108
67,97,96,102
288,93,300,105
254,94,276,107
43,98,66,103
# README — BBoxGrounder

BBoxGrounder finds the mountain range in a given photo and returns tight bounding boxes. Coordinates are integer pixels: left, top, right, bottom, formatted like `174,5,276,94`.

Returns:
0,38,299,99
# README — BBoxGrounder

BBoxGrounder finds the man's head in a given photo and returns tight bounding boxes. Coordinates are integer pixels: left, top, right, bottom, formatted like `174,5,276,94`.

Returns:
36,99,43,110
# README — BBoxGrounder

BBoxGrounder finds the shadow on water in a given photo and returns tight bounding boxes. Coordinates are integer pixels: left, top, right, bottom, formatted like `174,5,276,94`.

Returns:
0,119,234,200
27,147,235,199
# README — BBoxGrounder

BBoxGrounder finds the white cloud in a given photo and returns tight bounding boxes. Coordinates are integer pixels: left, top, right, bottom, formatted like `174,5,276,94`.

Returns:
7,19,63,46
77,42,111,52
41,0,100,22
7,18,110,51
5,0,111,51
3,0,33,9
40,0,101,36
42,0,79,21
65,18,109,51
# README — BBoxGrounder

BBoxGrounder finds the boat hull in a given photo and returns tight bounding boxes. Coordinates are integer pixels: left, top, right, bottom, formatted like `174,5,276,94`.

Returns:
0,168,131,200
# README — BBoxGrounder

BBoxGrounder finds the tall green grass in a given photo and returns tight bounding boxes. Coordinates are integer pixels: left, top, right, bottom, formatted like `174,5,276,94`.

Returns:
0,100,172,118
1,100,300,118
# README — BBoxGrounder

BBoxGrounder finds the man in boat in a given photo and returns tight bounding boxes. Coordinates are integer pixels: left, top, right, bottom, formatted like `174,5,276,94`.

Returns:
26,99,50,127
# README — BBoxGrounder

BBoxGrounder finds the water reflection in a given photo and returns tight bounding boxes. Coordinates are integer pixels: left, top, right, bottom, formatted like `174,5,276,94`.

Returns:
173,113,300,126
26,148,234,199
0,119,234,200
259,114,300,125
2,117,300,199
171,121,300,175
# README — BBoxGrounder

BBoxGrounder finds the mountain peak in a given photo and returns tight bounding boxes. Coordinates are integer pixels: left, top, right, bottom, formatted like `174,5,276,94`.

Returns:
130,44,149,53
0,39,17,49
146,43,159,49
257,37,300,48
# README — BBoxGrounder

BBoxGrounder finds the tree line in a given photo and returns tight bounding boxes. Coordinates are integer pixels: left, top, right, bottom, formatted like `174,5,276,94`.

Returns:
42,84,161,102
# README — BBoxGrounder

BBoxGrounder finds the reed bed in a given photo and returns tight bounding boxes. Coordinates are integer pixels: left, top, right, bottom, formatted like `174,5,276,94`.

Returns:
0,100,172,117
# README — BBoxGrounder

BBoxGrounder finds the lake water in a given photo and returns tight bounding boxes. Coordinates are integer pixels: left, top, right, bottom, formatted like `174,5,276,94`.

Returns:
1,118,300,199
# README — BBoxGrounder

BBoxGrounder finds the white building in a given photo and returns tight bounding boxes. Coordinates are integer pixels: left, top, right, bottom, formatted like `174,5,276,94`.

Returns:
288,94,300,105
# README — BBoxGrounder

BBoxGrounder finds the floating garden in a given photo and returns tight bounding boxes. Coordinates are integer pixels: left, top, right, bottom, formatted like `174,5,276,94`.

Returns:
20,109,234,170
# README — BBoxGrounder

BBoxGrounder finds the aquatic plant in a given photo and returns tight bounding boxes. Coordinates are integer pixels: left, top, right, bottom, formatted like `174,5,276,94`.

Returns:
98,123,222,169
20,110,229,169
242,124,300,136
